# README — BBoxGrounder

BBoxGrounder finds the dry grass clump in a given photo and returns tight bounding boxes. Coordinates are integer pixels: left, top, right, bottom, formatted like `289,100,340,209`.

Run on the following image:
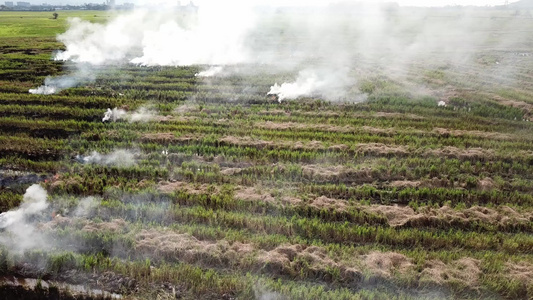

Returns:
158,181,220,195
362,252,413,278
302,165,346,180
135,229,217,263
433,127,512,141
302,165,373,183
390,180,422,188
296,140,324,150
328,144,350,151
356,143,408,156
255,244,361,280
257,247,417,283
365,205,532,228
82,219,128,234
420,258,482,287
135,229,257,267
281,196,303,206
505,262,533,285
234,187,275,203
477,177,496,191
39,215,73,230
40,217,128,234
361,126,396,136
366,205,417,227
310,196,348,211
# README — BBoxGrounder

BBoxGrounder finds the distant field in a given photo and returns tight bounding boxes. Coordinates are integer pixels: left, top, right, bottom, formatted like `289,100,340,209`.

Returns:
0,9,532,300
0,11,111,37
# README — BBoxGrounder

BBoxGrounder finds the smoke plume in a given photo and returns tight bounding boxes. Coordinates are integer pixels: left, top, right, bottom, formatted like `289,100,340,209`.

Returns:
102,107,156,123
76,149,137,167
195,66,224,78
29,68,95,95
102,108,128,122
31,2,530,100
0,184,49,252
56,4,254,66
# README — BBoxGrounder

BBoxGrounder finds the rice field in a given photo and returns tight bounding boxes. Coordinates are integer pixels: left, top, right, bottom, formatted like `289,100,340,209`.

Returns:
0,7,532,300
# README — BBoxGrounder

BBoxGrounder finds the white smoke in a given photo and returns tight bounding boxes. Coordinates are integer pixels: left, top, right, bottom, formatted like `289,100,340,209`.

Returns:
0,186,101,253
29,84,58,95
73,197,98,218
102,108,128,122
29,64,95,95
195,66,224,78
102,107,156,123
77,149,137,167
268,68,365,102
56,4,255,66
32,2,530,101
253,285,287,300
129,107,157,122
0,184,49,252
268,71,322,102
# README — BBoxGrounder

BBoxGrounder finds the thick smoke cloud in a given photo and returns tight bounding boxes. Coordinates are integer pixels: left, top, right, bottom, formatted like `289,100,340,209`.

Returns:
0,185,101,253
31,1,527,100
0,185,49,252
56,4,254,66
267,68,359,102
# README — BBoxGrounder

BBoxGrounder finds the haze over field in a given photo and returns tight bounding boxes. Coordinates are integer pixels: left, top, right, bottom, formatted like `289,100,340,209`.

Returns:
19,0,522,7
30,0,533,102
